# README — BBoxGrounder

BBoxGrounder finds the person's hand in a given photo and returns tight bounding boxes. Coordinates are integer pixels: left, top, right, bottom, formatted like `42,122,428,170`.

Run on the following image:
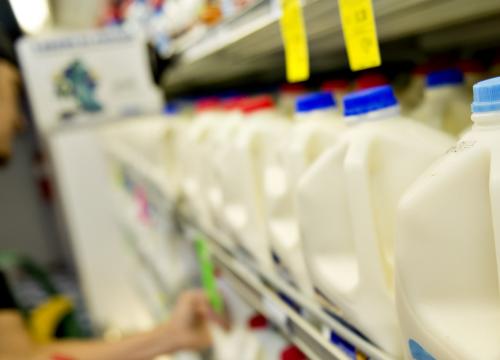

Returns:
0,60,22,163
165,289,230,352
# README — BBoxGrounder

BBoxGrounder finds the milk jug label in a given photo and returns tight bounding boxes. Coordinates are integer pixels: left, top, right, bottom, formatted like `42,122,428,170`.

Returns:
409,339,436,360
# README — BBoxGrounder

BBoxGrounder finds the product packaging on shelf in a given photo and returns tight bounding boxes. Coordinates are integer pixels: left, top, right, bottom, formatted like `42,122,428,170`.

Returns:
296,85,453,356
223,95,290,270
396,76,500,360
410,68,471,136
181,97,223,230
204,96,246,240
265,91,345,295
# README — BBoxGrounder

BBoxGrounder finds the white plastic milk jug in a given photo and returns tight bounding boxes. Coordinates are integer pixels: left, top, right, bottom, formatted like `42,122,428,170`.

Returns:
100,109,187,201
205,97,245,235
181,97,222,228
396,77,500,360
159,104,191,201
296,85,453,356
265,91,344,294
411,68,471,136
223,95,290,269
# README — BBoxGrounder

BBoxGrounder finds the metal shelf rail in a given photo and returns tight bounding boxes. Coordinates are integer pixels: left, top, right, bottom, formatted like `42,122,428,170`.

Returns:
165,0,500,93
180,216,396,360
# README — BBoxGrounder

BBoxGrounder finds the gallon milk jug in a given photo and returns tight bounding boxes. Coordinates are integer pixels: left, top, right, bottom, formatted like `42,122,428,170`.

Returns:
101,111,186,201
411,68,471,136
181,97,222,228
296,85,453,356
132,106,190,202
205,96,245,241
159,103,191,202
223,95,290,269
265,91,344,294
396,77,500,360
321,79,350,115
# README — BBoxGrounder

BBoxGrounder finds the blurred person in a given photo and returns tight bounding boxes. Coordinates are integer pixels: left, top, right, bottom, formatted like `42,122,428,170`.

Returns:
0,286,228,360
0,0,22,164
0,55,228,356
0,55,20,163
0,1,228,359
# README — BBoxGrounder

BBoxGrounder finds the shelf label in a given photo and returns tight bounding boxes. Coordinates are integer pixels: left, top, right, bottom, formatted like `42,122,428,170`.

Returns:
338,0,381,71
195,236,224,314
279,0,310,83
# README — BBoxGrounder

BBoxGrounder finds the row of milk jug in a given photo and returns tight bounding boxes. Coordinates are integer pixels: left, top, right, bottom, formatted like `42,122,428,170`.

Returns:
159,74,500,359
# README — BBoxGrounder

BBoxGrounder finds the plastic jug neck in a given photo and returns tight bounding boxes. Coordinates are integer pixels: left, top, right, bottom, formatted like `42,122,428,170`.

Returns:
426,84,461,96
471,111,500,128
346,105,400,126
295,108,338,121
247,109,277,119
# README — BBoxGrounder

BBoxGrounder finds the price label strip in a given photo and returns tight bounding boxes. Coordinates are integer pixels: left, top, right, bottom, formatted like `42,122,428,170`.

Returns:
195,236,224,314
279,0,310,83
338,0,381,71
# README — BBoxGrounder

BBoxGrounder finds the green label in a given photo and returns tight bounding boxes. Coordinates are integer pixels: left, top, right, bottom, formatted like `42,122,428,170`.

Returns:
195,236,223,314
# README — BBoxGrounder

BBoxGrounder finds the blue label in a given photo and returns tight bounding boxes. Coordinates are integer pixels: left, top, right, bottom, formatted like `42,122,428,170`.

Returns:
409,339,436,360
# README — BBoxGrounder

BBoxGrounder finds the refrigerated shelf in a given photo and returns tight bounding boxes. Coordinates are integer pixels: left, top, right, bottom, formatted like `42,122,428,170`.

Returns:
180,216,396,360
164,0,500,94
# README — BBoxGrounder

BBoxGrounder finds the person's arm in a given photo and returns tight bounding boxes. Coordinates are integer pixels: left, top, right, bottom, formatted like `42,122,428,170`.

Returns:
31,322,184,360
0,290,228,360
0,58,22,162
0,310,35,360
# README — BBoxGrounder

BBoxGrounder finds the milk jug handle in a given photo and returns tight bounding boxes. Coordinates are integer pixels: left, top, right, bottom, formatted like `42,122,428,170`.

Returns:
345,137,388,288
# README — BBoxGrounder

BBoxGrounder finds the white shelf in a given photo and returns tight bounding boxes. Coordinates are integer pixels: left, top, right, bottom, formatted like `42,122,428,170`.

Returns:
179,216,396,360
164,0,500,93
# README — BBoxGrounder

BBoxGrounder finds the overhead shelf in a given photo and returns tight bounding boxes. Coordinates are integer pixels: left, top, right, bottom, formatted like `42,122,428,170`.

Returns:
163,0,500,94
179,216,396,360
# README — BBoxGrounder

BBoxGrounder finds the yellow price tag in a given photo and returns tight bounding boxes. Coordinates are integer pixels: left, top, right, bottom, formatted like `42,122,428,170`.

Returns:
279,0,310,83
338,0,381,71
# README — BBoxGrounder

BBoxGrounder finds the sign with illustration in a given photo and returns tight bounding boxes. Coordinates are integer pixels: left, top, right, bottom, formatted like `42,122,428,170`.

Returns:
17,28,162,134
54,59,104,120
